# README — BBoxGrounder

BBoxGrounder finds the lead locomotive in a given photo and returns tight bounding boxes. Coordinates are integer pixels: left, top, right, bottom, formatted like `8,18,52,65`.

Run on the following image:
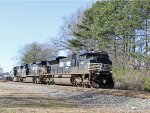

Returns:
12,51,114,88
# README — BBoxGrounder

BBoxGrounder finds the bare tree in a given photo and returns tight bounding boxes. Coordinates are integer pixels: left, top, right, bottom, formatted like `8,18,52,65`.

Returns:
52,8,84,53
19,42,58,64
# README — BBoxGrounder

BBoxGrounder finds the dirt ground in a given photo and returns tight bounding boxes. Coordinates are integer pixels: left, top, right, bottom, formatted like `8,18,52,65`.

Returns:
0,82,149,113
0,82,124,113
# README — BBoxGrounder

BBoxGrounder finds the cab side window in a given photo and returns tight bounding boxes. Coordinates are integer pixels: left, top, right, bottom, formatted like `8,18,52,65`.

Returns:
80,55,86,61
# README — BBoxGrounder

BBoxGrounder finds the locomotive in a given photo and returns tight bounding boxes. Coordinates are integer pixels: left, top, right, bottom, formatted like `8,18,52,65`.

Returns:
12,51,114,88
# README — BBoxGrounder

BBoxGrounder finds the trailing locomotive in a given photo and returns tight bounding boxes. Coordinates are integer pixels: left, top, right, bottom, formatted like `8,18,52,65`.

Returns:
12,51,114,88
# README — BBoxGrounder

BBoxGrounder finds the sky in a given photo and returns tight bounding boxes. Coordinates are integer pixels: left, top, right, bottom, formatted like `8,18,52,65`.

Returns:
0,0,96,72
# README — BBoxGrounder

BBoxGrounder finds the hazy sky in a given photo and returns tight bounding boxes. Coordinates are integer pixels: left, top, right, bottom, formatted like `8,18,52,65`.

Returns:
0,0,95,72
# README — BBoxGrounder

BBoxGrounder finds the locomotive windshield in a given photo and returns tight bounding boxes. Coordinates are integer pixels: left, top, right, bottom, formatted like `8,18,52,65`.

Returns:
86,53,112,64
86,53,108,59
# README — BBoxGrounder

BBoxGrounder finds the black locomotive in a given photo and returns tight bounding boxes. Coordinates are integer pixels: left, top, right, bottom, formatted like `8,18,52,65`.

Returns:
12,51,114,88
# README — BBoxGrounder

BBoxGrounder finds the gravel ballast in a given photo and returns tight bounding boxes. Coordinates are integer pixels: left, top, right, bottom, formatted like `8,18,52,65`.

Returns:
1,82,150,113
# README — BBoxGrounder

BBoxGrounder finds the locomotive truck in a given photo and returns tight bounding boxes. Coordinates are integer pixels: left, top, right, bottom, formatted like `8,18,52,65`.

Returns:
12,51,114,88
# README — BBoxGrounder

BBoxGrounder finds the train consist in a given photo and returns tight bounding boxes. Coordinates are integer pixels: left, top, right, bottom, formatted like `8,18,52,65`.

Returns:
11,51,114,88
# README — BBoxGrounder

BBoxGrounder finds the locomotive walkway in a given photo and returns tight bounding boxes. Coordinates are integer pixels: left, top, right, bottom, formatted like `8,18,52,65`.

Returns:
0,81,150,113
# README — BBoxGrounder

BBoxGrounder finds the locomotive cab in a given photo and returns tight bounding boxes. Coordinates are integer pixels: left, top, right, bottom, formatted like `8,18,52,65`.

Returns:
87,52,112,72
76,51,114,88
78,51,112,73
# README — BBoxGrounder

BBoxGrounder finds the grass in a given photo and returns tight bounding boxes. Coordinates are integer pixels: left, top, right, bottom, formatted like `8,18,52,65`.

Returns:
144,78,150,91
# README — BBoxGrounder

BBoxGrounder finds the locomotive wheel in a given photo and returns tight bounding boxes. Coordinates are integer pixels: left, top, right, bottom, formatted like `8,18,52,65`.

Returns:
46,78,55,85
23,78,26,82
34,77,40,84
91,81,100,88
75,78,83,87
33,77,37,83
100,74,114,88
71,75,81,87
76,82,83,87
20,78,23,82
91,74,114,88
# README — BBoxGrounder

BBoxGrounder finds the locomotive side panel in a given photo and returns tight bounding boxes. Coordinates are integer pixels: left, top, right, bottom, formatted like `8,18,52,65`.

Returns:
11,51,114,88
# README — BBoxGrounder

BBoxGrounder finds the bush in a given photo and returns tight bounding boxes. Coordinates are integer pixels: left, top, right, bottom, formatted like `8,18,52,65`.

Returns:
113,67,149,91
144,78,150,92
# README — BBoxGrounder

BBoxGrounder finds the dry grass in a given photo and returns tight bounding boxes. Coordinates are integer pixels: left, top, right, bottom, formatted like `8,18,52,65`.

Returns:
113,68,150,91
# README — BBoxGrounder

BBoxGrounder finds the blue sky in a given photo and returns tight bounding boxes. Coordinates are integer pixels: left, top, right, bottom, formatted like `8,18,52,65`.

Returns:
0,0,95,72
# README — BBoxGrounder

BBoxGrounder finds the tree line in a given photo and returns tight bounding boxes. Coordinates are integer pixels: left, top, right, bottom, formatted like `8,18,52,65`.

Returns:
16,0,150,91
20,0,150,70
54,0,150,70
18,42,57,64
